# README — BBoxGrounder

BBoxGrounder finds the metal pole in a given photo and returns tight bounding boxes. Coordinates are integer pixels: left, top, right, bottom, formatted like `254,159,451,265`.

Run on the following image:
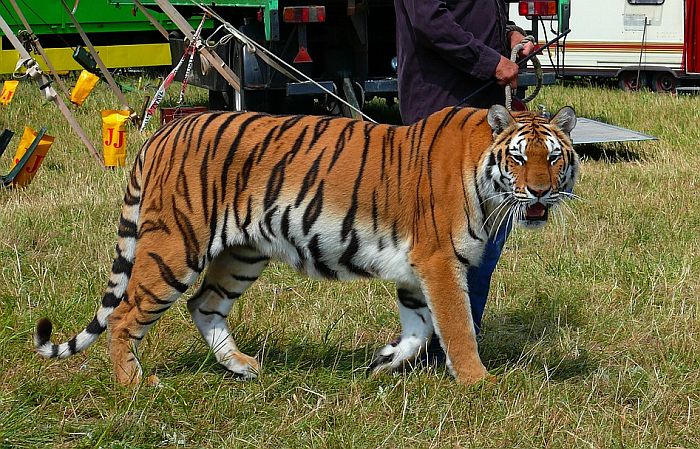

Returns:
7,0,72,100
153,0,241,91
0,12,105,169
133,0,170,40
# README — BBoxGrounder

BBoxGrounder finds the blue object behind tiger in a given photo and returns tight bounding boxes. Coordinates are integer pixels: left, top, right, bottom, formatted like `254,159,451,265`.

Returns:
424,220,512,365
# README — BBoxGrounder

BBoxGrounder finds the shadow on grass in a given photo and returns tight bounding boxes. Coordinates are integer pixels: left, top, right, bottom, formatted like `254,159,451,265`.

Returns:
157,298,596,383
158,334,377,379
480,297,598,381
576,142,645,163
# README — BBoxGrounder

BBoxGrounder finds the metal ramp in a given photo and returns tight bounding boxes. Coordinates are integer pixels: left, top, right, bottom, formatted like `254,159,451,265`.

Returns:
571,117,656,145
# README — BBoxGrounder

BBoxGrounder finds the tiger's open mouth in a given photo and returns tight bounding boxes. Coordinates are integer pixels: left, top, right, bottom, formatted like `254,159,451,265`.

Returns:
525,203,548,222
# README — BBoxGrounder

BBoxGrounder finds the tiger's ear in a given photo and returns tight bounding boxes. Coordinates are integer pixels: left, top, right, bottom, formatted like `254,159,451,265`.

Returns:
487,104,515,137
550,106,577,135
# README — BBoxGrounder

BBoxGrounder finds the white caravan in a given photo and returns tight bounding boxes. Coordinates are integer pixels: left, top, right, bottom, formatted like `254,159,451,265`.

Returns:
510,0,699,92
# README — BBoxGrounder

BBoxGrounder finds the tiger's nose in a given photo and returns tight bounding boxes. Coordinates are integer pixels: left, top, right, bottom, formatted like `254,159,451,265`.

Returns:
527,186,550,198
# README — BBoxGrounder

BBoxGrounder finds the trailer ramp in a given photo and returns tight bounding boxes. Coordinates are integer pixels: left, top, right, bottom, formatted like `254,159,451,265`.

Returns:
571,118,656,145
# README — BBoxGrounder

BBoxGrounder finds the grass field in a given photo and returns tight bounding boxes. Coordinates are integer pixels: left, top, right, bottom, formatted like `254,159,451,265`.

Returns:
1,75,699,448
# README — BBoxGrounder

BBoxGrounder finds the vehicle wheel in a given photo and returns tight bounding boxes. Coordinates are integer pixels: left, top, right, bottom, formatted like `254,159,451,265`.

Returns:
651,72,677,93
618,71,645,92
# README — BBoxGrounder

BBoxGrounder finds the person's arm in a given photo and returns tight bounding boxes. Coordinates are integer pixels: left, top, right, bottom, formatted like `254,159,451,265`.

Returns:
402,0,502,80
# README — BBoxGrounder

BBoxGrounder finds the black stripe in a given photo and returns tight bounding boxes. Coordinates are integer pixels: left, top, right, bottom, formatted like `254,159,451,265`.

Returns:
148,252,188,293
138,219,171,237
295,150,324,207
258,221,272,242
328,121,356,172
174,206,204,273
397,288,426,309
275,115,305,140
198,309,228,318
264,206,278,238
302,181,324,235
128,331,144,341
139,284,171,306
264,154,289,210
68,336,77,353
231,273,259,282
199,141,211,220
146,305,172,315
391,220,400,247
231,252,268,264
286,125,308,162
371,191,379,232
85,317,107,335
341,126,372,241
308,234,337,279
218,286,243,300
306,116,332,150
112,252,133,276
338,230,371,277
206,188,220,261
241,197,253,240
221,114,264,190
221,206,231,248
124,188,140,206
101,292,120,308
280,206,292,241
136,317,160,326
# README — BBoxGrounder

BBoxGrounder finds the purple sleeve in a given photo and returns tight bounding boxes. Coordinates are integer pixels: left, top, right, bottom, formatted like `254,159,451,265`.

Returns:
403,0,502,80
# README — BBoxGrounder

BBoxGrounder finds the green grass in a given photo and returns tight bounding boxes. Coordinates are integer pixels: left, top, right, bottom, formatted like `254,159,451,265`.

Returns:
1,76,699,448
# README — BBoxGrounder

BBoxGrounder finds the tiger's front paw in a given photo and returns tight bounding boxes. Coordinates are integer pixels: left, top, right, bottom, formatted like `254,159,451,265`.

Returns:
454,364,494,386
368,336,425,374
220,351,260,380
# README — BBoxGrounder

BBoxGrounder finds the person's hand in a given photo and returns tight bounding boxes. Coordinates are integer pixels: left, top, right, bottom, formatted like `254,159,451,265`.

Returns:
509,31,535,58
495,56,519,89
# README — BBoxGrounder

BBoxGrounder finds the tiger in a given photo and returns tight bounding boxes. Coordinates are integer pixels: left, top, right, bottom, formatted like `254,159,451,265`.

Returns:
34,104,578,386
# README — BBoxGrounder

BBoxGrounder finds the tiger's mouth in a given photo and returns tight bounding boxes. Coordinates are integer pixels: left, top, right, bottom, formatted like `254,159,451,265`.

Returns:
524,203,548,222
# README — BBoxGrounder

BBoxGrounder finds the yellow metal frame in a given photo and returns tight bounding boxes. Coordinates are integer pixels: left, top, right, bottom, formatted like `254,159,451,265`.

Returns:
0,41,172,74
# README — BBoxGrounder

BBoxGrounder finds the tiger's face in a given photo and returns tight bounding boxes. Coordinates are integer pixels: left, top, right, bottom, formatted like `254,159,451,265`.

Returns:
484,105,579,230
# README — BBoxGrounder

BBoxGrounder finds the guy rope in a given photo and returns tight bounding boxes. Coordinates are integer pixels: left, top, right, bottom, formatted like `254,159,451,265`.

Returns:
0,11,104,168
6,0,72,100
59,0,136,120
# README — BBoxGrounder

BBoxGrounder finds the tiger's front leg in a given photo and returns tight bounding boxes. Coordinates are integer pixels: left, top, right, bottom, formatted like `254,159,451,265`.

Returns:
369,285,434,373
417,256,490,385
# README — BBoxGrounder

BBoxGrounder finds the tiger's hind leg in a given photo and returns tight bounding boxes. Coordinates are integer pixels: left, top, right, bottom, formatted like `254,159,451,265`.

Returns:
369,285,434,374
187,246,269,379
109,239,201,386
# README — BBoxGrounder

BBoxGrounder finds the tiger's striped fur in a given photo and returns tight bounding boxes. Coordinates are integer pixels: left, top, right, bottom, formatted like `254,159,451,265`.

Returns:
34,104,578,386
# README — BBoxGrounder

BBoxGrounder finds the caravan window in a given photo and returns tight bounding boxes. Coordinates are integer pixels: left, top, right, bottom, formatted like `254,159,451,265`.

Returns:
627,0,664,4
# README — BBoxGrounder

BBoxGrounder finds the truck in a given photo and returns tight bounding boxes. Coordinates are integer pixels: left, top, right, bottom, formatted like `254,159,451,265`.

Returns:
163,0,570,115
162,0,399,115
0,0,210,74
510,0,700,92
0,1,570,114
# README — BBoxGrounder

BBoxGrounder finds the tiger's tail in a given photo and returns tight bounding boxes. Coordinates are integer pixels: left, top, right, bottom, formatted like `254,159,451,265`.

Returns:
34,153,144,359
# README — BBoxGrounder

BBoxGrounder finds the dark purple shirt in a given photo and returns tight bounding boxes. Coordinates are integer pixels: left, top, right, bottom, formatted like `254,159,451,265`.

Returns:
395,0,510,124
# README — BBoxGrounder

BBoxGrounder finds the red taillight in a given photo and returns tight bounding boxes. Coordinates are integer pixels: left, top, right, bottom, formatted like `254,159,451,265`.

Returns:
518,0,558,17
282,6,326,23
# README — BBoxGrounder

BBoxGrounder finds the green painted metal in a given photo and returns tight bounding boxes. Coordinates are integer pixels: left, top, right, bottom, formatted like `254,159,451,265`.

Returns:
558,0,571,32
114,0,280,40
0,0,203,35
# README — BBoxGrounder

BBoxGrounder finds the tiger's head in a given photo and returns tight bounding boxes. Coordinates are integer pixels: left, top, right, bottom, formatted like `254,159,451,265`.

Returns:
482,104,579,231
